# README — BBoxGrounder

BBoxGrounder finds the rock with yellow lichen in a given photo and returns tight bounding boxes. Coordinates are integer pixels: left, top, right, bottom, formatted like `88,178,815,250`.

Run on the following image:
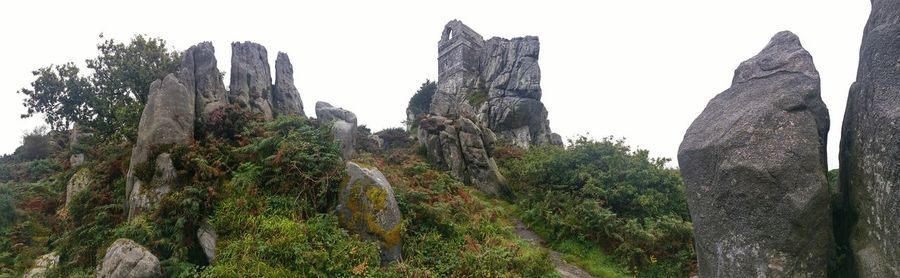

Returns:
337,161,402,265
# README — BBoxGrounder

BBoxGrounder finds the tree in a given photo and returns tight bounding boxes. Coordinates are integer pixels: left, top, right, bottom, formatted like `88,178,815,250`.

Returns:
405,80,437,129
19,34,180,141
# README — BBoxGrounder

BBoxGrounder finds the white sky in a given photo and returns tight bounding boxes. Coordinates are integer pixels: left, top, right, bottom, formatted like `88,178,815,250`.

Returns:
0,1,870,169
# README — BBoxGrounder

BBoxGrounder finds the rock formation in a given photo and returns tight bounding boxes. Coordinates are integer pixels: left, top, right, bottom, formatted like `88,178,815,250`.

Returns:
177,42,228,123
97,239,161,278
272,52,305,117
230,42,274,121
66,168,95,208
128,153,176,219
125,74,194,219
315,101,358,161
337,162,402,265
417,115,510,197
430,20,561,147
23,252,58,278
197,220,217,263
839,1,900,276
678,31,831,277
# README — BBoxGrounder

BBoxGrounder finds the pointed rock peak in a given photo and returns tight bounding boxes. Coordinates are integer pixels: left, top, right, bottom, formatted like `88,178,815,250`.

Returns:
733,31,817,85
230,41,273,120
272,51,305,117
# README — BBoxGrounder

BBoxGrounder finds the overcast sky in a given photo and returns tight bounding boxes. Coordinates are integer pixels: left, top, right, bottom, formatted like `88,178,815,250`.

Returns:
0,1,870,168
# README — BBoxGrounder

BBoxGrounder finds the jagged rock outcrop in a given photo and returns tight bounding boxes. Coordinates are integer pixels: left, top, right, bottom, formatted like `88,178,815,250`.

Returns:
272,52,305,117
337,162,402,265
97,239,161,278
177,42,228,122
316,101,357,161
23,252,58,278
417,115,510,197
197,220,217,263
125,74,193,219
230,42,274,121
430,20,560,147
839,1,900,276
678,31,831,277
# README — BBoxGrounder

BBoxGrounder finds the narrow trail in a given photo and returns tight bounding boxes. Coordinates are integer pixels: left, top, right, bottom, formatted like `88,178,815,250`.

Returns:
512,219,597,278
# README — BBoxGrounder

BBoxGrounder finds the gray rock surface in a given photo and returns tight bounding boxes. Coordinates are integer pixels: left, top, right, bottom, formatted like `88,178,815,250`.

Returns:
230,42,274,121
272,52,305,117
97,239,161,278
678,31,831,277
417,115,510,197
430,20,560,147
178,42,228,122
125,74,193,219
197,220,217,263
23,252,58,278
337,162,402,265
316,101,357,161
839,1,900,276
128,153,176,219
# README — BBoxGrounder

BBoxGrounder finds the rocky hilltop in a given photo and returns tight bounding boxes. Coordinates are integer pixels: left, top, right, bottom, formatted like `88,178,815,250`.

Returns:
410,20,562,148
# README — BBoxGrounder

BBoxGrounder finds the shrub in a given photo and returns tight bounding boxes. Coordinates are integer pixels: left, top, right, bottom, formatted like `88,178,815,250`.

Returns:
405,80,437,130
500,136,695,276
0,185,15,229
375,128,412,151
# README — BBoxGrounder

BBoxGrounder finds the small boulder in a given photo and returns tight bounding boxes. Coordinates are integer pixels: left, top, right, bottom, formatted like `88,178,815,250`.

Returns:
23,252,58,278
337,162,402,265
315,101,358,161
197,220,217,263
97,239,161,278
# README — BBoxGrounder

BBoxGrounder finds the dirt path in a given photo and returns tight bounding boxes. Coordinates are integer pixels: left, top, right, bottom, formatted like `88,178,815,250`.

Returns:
512,219,597,278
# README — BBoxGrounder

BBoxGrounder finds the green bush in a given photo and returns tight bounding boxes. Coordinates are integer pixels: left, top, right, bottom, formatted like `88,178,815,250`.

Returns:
405,80,436,130
500,137,695,276
375,128,412,151
0,185,15,230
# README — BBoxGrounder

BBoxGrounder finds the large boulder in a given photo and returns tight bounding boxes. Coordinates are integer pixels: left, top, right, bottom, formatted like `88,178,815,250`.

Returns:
315,101,357,161
125,74,193,219
839,1,900,276
23,252,58,278
417,115,510,197
678,31,831,277
337,162,402,265
272,52,305,117
177,42,228,122
230,42,274,121
97,239,161,278
429,20,560,147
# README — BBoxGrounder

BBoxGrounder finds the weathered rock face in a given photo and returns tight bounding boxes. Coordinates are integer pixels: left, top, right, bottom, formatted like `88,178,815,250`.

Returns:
418,115,510,197
230,42,274,121
97,239,161,278
177,42,228,122
128,153,176,219
337,162,402,265
272,52,305,117
197,220,217,263
125,74,193,219
839,1,900,276
430,20,560,148
316,101,358,161
66,168,95,208
23,252,58,278
678,31,831,277
68,123,90,167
